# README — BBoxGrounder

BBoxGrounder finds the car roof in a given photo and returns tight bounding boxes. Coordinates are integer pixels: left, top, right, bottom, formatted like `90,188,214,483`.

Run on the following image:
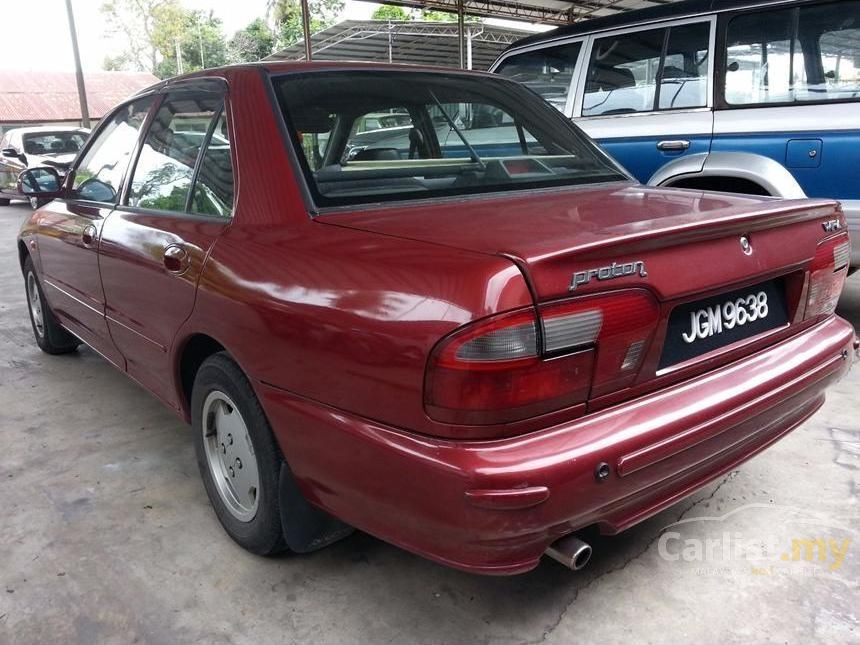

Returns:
134,61,501,97
7,125,89,135
501,0,794,53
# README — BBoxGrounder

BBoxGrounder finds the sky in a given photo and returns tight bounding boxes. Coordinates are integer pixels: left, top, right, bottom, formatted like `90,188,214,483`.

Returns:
0,0,546,73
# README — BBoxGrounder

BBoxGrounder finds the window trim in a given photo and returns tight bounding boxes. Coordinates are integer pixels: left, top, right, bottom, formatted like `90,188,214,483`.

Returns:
715,0,860,110
116,88,236,221
572,14,717,119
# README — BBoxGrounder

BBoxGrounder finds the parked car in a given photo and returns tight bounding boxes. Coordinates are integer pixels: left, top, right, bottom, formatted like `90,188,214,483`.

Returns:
17,63,857,575
0,126,90,207
492,0,860,270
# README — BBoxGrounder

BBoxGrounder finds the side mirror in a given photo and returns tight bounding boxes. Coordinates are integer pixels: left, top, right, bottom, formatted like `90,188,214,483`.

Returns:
17,167,63,198
2,147,19,158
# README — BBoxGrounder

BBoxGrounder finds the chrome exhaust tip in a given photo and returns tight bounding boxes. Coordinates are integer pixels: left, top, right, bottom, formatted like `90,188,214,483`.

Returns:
545,534,593,571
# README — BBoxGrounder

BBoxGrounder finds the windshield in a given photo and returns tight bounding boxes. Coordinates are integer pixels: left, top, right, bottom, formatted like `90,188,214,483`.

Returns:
22,131,86,156
272,71,627,208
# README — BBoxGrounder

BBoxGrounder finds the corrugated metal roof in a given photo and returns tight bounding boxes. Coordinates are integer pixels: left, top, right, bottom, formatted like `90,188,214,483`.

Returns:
267,20,533,70
0,71,159,123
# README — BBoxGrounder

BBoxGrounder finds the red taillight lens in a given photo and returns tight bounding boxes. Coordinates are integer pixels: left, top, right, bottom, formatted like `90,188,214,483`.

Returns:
541,290,659,397
425,290,659,425
804,233,850,320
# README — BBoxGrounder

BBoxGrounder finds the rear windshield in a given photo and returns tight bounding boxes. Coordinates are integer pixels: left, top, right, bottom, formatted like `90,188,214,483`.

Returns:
271,71,627,208
22,131,86,155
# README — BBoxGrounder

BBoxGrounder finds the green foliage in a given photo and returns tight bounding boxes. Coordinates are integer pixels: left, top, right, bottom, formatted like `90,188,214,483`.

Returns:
100,0,228,78
228,18,276,63
267,0,345,49
372,5,410,21
420,9,455,21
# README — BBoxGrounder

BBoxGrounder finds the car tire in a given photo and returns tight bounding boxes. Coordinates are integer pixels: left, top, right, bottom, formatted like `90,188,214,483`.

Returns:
191,352,288,556
0,198,10,206
23,257,80,354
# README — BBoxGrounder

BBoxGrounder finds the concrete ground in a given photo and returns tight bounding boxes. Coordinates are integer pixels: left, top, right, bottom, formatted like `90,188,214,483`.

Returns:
0,200,858,645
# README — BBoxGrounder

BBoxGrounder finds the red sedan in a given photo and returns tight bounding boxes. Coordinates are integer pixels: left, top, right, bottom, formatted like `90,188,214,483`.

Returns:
16,63,856,575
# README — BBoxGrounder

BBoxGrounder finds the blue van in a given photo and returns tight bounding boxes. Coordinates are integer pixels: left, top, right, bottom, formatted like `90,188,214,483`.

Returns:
492,0,860,268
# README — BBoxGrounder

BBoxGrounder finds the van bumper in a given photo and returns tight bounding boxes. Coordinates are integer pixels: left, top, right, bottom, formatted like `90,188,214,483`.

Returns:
260,316,856,575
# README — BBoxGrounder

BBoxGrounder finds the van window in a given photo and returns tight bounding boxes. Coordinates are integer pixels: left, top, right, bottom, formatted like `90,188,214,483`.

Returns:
495,42,583,112
724,1,860,105
582,22,710,116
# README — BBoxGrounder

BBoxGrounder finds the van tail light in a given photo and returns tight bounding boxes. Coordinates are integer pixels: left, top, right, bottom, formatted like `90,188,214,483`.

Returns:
425,290,659,425
804,233,850,320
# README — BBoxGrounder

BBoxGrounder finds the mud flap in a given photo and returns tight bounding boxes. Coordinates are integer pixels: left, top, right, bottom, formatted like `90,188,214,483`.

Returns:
279,461,354,553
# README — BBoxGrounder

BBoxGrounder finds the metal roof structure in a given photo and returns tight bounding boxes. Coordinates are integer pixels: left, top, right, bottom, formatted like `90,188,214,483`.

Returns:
280,0,690,69
267,20,534,70
383,0,680,26
0,71,159,125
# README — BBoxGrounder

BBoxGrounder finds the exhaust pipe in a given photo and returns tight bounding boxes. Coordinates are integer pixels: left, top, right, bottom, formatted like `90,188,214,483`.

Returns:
545,534,592,571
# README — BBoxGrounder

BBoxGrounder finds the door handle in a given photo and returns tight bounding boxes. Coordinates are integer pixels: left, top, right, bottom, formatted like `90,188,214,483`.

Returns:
657,140,691,152
81,224,97,248
163,244,190,274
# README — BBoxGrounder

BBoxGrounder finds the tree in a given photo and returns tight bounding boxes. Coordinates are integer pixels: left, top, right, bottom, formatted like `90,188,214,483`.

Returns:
267,0,345,49
372,5,410,21
228,18,276,63
101,0,176,73
101,1,228,78
420,9,455,21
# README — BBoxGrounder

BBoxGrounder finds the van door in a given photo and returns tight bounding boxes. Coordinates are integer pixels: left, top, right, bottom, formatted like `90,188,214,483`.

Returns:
713,0,860,252
572,18,715,183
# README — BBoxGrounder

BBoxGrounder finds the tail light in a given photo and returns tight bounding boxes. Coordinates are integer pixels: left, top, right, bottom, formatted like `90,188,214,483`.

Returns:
804,232,850,320
425,290,659,425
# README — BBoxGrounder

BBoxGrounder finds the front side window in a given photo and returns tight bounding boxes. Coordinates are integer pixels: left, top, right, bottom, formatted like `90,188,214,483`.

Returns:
273,71,626,208
495,42,583,112
582,22,710,116
724,1,860,105
126,94,222,211
71,96,155,203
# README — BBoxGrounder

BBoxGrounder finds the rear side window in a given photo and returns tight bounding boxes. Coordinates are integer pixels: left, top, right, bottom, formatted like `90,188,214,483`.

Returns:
582,22,710,116
190,111,234,218
495,42,583,112
126,94,222,211
71,96,155,203
724,1,860,105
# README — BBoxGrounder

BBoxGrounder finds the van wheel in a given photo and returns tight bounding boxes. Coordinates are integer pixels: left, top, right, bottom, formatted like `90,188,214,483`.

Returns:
23,257,80,354
191,352,287,556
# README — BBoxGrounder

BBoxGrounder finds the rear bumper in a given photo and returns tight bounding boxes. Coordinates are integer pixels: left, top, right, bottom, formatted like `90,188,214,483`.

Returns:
260,316,856,575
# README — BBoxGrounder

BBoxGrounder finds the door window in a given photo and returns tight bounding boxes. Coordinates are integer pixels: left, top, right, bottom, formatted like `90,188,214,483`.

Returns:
724,1,860,105
126,95,222,211
582,22,710,116
71,96,155,203
495,42,583,112
189,111,234,218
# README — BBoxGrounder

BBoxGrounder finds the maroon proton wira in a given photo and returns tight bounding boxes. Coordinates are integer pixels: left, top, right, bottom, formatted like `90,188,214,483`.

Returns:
16,63,857,575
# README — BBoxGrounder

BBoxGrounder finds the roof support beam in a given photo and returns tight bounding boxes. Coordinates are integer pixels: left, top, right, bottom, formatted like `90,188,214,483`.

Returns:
457,0,466,68
300,0,313,60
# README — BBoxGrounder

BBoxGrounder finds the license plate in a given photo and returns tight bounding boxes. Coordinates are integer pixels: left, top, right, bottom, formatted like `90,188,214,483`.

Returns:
658,280,789,369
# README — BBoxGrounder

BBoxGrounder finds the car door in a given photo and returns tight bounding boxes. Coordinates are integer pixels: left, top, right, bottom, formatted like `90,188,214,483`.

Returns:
572,17,715,183
35,96,156,368
98,84,235,411
713,0,860,203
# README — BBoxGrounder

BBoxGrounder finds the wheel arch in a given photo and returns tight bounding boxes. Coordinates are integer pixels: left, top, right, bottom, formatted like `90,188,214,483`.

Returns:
175,333,228,422
647,151,807,199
